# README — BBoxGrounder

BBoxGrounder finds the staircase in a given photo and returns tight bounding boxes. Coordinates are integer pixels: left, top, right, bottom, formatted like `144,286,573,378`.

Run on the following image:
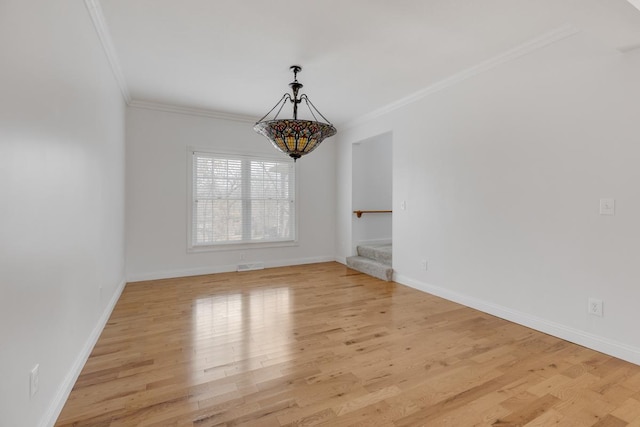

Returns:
346,243,393,281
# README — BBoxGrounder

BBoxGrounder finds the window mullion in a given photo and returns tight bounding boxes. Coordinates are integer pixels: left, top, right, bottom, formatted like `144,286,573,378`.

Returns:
241,159,251,241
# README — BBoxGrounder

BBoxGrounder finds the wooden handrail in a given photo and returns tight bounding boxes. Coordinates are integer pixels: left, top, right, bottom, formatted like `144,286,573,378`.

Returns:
353,210,392,218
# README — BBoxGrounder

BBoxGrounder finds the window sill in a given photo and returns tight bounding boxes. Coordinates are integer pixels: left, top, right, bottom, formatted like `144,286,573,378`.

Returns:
187,240,299,253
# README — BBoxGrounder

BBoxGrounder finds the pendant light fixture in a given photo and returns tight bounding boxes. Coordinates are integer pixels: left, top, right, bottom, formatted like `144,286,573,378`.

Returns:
254,66,337,161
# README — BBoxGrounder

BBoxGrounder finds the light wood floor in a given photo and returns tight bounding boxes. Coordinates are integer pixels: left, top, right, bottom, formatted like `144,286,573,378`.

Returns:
56,262,640,426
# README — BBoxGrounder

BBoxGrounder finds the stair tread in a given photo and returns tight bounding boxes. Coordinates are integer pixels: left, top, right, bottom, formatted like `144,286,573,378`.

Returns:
346,255,391,265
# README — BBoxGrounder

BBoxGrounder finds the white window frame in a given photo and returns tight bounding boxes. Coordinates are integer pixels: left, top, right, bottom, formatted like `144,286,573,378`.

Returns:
187,148,298,252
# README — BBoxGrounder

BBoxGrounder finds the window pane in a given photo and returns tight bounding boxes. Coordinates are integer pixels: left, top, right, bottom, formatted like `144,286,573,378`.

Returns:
192,152,295,246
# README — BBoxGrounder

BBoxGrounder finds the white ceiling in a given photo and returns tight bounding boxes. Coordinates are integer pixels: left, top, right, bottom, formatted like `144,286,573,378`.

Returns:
96,0,640,125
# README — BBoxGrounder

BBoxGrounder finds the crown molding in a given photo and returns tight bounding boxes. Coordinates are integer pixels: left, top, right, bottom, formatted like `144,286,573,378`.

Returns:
84,0,131,104
84,0,256,124
85,3,579,129
628,0,640,12
343,24,580,130
128,100,257,123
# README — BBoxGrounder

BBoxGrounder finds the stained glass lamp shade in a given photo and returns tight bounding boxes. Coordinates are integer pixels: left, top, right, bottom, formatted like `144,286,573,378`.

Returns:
254,66,337,161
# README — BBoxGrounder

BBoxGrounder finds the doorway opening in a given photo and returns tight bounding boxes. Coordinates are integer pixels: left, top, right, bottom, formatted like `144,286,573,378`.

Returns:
347,132,393,280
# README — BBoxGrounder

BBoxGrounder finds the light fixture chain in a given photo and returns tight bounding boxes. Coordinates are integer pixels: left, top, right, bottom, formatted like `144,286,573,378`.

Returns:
301,94,333,125
272,94,290,120
255,93,290,123
302,96,320,123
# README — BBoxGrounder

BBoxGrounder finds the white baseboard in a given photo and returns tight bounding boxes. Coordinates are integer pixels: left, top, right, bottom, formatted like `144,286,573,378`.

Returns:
394,274,640,366
264,255,335,269
40,277,127,427
335,256,347,265
127,256,337,282
128,263,239,282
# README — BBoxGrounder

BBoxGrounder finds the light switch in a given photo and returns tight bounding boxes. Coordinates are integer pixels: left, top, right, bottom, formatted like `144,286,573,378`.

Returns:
599,198,615,215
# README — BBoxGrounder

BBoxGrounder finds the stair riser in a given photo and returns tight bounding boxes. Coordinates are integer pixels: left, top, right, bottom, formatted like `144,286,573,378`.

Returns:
346,256,393,281
356,246,392,265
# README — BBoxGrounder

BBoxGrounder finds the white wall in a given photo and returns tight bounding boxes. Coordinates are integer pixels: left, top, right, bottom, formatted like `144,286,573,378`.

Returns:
336,31,640,363
352,133,392,248
126,107,336,281
0,1,126,426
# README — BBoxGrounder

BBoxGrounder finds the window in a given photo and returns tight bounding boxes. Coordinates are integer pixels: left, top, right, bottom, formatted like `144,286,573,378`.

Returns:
190,151,296,248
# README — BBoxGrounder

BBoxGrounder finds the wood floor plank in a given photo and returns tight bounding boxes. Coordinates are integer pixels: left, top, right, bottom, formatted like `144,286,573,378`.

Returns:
55,262,640,426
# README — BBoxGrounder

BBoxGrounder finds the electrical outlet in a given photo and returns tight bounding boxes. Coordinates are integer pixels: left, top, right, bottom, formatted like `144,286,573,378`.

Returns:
30,364,39,397
421,260,428,270
588,298,603,317
599,198,615,215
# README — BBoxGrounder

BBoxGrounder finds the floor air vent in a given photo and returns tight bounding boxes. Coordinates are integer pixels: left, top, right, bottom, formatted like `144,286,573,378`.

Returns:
237,262,265,272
